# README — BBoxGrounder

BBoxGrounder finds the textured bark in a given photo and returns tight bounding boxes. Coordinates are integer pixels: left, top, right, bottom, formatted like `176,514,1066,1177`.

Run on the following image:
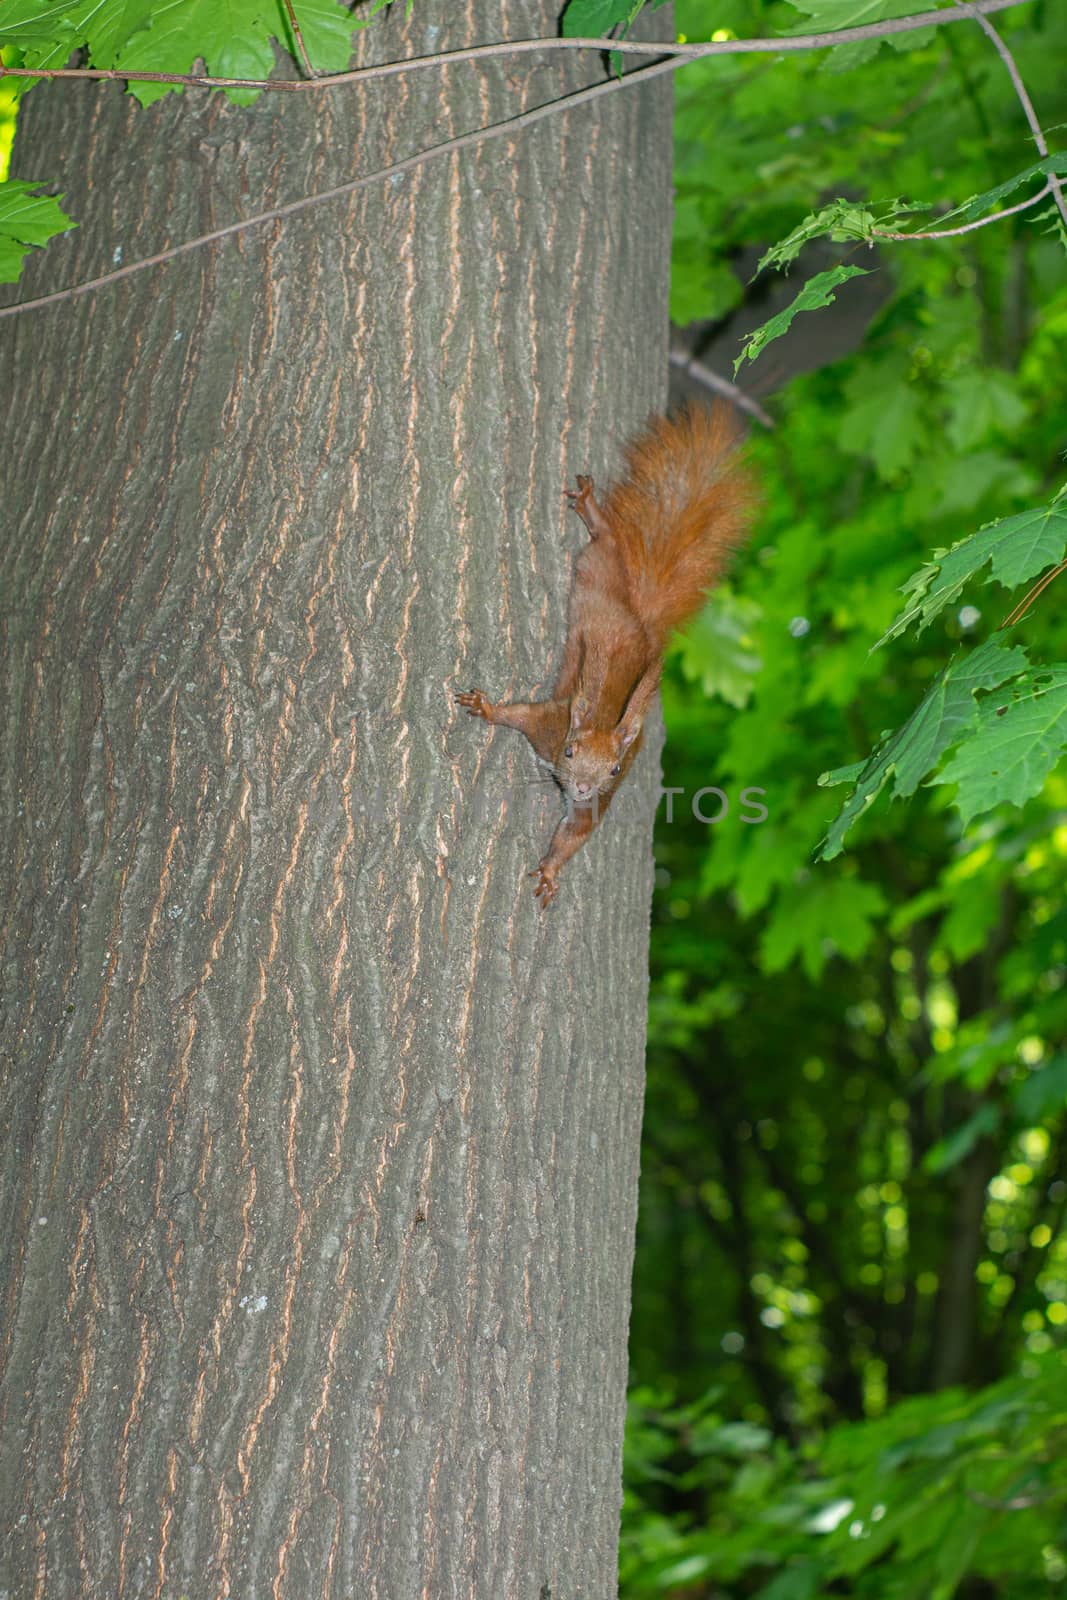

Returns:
0,5,672,1596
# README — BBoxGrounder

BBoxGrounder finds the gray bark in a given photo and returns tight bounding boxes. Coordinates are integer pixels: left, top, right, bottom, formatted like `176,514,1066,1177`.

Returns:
0,5,672,1595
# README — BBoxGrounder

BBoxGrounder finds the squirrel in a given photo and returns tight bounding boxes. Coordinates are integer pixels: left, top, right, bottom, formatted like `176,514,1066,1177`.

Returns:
457,402,754,907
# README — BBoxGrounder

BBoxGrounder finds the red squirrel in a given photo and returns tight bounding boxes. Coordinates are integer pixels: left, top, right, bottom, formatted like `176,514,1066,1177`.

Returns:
457,403,753,907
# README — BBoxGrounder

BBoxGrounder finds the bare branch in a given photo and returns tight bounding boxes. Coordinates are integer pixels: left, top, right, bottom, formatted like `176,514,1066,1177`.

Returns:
0,0,1046,322
872,183,1054,239
669,348,775,429
0,57,681,321
0,0,1033,95
954,1,1067,232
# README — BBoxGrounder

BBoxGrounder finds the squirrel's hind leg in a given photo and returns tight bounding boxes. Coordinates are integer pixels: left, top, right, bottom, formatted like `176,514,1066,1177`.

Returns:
565,474,611,539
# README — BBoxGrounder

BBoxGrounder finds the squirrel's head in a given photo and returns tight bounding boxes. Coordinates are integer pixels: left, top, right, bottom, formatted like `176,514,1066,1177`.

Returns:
556,694,641,802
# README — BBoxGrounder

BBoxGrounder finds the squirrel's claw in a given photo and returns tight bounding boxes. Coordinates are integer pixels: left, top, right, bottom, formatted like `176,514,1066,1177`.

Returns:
529,863,558,908
456,689,493,721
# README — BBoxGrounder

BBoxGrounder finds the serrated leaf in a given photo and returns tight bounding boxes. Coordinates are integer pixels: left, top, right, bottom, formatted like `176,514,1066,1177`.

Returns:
934,666,1067,823
877,491,1067,647
11,0,158,77
118,0,278,105
9,0,360,104
735,265,870,373
837,380,923,480
761,877,887,978
0,178,76,282
817,636,1030,859
784,0,929,29
561,0,639,33
784,0,937,64
0,0,87,44
283,0,365,68
941,152,1067,226
675,593,762,708
757,203,882,274
945,372,1028,452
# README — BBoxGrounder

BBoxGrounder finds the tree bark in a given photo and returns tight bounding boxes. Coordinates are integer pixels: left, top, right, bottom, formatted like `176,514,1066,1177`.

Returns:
0,4,672,1596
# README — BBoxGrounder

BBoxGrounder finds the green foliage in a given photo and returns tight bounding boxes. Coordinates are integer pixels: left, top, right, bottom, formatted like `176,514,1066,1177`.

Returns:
561,0,647,36
878,492,1067,645
561,0,671,39
0,0,363,106
735,264,871,371
622,1357,1067,1597
821,489,1067,852
630,1,1067,1596
0,176,73,281
674,591,763,709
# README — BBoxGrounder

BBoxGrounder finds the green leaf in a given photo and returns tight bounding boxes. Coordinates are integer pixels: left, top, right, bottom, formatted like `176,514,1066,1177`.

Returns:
561,0,639,33
4,0,361,103
675,593,762,708
817,636,1030,859
0,178,75,283
285,0,367,66
757,202,883,273
923,1103,1001,1174
0,0,89,45
935,666,1067,824
761,877,887,978
1013,1056,1067,1123
783,0,934,36
941,152,1067,226
837,379,924,480
735,265,871,373
117,0,279,105
945,372,1029,452
877,490,1067,647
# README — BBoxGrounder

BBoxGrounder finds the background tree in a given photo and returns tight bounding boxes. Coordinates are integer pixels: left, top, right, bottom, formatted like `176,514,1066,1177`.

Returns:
621,1,1067,1594
0,4,673,1594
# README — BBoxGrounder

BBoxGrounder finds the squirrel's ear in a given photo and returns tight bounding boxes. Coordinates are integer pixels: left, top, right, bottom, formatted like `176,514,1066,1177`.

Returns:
569,694,591,731
616,712,642,751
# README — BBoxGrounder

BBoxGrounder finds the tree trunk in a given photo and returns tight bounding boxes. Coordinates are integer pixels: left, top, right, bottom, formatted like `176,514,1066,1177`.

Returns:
0,5,672,1596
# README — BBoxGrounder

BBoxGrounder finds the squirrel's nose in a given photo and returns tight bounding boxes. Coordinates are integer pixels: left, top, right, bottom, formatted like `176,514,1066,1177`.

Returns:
575,782,591,797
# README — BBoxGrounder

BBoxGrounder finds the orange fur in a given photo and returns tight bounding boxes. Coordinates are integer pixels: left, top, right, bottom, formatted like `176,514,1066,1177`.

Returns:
457,402,755,906
602,401,753,643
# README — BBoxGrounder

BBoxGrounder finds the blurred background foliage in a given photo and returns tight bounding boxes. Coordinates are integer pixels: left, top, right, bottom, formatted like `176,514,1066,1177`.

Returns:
623,1,1067,1594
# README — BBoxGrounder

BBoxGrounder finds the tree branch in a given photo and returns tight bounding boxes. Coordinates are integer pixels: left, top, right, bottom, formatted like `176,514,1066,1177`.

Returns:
279,0,316,81
668,348,775,429
0,0,1033,95
873,184,1055,239
0,0,1046,322
0,56,676,320
954,1,1067,232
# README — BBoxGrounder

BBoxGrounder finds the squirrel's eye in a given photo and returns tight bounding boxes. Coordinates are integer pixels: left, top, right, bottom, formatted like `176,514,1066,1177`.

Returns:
564,744,574,759
610,763,621,776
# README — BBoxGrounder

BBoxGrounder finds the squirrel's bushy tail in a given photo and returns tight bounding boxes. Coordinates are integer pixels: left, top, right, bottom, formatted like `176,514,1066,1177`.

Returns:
602,402,754,642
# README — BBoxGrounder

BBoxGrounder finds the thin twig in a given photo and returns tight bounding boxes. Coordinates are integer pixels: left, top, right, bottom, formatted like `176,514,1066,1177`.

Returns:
1000,558,1067,627
0,56,682,321
669,348,775,429
872,183,1054,239
0,0,1044,322
280,0,316,80
967,1488,1057,1511
0,0,1033,94
954,0,1067,231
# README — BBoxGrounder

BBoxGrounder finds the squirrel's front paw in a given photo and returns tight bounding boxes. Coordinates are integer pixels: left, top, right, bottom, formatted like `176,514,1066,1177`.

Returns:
456,689,494,721
529,862,559,909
